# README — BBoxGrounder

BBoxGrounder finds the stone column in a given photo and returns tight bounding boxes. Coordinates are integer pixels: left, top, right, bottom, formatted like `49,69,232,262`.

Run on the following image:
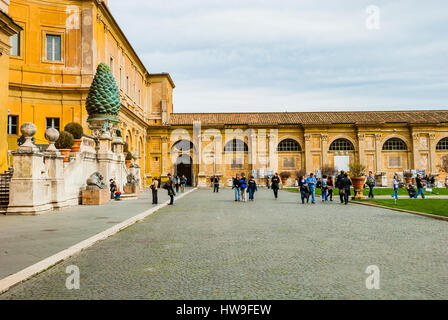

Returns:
321,134,328,167
304,134,312,173
7,123,52,215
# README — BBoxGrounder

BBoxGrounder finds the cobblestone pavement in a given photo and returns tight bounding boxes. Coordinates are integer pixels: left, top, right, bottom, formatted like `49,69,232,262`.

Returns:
1,188,447,300
0,189,173,279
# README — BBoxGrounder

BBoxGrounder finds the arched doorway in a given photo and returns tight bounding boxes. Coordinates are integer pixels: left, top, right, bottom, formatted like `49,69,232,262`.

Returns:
175,154,192,186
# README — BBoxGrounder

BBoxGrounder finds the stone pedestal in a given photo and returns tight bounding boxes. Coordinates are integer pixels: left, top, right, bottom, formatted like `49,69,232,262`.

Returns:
7,150,53,215
197,174,208,188
44,152,70,209
82,189,110,205
124,185,140,195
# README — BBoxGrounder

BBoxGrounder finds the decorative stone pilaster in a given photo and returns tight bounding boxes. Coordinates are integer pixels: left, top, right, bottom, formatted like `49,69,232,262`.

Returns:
374,133,382,173
412,132,420,170
161,135,169,178
214,135,223,177
268,131,278,174
321,134,329,166
357,133,366,166
304,134,312,173
428,133,438,176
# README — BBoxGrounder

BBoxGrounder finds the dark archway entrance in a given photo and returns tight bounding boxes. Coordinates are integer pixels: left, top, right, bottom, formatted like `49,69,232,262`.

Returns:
175,154,192,186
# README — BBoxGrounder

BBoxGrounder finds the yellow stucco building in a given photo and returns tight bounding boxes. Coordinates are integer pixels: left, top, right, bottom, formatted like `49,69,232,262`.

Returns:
0,0,21,172
2,0,448,188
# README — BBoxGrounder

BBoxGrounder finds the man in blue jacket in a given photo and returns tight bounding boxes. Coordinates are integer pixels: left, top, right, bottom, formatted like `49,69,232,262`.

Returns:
305,173,317,204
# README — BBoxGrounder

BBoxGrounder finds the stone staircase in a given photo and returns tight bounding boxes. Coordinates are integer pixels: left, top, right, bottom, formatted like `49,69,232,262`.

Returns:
0,168,14,213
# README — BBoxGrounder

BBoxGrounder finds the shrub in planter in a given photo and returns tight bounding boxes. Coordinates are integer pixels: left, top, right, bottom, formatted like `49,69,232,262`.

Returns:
349,162,366,177
279,171,291,185
64,122,83,139
55,131,74,162
295,169,306,180
64,122,84,152
349,162,366,198
404,170,413,184
321,165,336,177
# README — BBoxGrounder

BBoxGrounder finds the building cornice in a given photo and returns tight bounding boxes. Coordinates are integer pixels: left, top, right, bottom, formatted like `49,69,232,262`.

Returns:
0,9,22,37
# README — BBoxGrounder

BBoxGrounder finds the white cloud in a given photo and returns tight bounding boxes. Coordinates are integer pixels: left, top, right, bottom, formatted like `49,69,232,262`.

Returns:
109,0,448,112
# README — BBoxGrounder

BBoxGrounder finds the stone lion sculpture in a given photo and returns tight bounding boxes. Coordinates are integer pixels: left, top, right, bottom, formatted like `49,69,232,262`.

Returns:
126,173,140,186
86,172,108,190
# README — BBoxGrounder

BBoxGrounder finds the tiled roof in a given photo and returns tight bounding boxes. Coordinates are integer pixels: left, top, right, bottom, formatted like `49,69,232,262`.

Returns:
169,110,448,126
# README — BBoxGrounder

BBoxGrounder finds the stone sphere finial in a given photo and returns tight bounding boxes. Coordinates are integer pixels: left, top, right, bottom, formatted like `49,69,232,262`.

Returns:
45,127,60,152
19,122,38,150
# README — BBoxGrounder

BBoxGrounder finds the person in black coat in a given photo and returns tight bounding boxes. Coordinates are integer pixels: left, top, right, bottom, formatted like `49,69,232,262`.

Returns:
271,173,281,199
340,173,352,205
336,171,345,204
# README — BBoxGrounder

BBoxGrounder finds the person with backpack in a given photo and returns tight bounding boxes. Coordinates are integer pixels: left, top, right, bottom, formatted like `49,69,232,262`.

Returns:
321,175,328,202
340,173,352,205
163,178,175,205
109,179,117,200
232,173,241,201
239,172,248,202
271,173,281,199
150,177,159,204
366,171,376,199
336,171,345,204
298,176,310,204
247,176,258,201
305,173,317,204
327,176,334,201
212,175,220,193
180,175,186,193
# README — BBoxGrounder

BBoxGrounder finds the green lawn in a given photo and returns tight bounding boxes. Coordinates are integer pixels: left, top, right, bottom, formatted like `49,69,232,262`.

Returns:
285,187,448,196
356,199,448,218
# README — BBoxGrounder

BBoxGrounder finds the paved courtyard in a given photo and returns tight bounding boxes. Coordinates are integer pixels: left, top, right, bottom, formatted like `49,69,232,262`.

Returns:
1,188,447,300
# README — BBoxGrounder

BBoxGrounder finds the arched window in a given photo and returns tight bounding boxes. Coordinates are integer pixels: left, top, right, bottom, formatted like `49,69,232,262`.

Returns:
173,139,194,152
436,138,448,150
329,138,354,151
277,139,301,152
224,139,248,152
383,138,407,151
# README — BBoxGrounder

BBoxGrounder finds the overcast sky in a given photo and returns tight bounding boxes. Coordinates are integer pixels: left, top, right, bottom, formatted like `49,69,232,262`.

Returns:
108,0,448,113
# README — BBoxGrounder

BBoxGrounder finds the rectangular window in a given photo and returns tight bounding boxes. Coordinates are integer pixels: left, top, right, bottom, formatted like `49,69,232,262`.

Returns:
231,158,243,169
46,118,60,131
46,34,62,61
7,115,18,135
388,156,402,168
10,32,20,56
283,157,295,169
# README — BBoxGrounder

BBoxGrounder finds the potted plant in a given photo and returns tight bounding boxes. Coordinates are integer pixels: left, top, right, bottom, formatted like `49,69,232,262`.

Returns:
125,152,132,168
321,165,336,177
64,122,84,152
55,131,74,162
403,170,413,184
279,171,291,185
349,162,366,199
